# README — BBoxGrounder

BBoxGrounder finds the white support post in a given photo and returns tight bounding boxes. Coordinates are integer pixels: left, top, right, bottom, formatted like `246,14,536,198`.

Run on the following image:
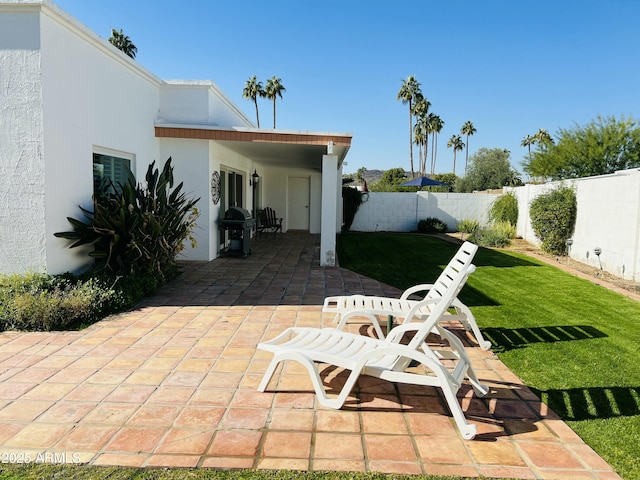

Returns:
321,154,338,266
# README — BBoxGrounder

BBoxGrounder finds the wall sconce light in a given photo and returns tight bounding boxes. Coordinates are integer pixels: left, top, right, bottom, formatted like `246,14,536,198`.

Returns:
250,169,260,188
327,141,334,155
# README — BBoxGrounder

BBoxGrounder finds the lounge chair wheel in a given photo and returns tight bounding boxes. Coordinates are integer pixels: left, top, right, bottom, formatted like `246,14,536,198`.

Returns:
472,383,490,398
480,340,492,351
460,424,477,440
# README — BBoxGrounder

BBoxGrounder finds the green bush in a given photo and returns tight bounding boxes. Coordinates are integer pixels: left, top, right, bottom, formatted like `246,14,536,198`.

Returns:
529,185,577,255
489,191,518,226
342,186,364,231
469,221,516,248
457,218,479,237
417,217,448,233
55,158,199,281
0,272,159,332
468,221,516,248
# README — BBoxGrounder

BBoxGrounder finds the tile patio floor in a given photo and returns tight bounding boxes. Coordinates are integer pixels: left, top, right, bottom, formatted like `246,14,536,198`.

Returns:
0,233,622,478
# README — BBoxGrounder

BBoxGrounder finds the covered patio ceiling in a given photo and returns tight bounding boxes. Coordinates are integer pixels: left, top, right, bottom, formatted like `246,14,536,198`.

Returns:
155,124,352,170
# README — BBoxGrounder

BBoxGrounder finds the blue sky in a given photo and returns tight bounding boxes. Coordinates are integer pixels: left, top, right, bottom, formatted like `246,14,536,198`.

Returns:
54,0,640,177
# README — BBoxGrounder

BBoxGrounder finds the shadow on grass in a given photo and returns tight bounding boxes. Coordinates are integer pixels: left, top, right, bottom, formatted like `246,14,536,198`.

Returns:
531,385,640,421
472,244,541,268
482,325,608,352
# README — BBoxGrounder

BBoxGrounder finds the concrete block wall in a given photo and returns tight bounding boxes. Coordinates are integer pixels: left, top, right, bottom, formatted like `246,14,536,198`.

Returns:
350,192,499,232
506,168,640,282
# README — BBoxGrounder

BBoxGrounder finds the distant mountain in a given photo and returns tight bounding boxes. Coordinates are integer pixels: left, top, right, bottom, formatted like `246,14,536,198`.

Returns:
343,169,411,185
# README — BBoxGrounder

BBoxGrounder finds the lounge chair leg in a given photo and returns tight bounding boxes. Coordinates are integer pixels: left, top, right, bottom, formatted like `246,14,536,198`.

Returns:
257,359,280,392
440,382,477,440
452,299,491,350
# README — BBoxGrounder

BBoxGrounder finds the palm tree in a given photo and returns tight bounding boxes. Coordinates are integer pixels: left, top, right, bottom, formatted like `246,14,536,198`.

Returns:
242,76,265,127
534,128,554,150
447,135,464,175
460,121,477,174
521,134,534,157
429,114,444,175
521,134,535,169
108,28,137,59
264,76,286,128
412,97,430,175
396,76,422,177
413,121,426,176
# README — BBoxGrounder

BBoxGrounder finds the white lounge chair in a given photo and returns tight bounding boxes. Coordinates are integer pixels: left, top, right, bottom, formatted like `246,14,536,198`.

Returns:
257,258,489,440
323,241,491,350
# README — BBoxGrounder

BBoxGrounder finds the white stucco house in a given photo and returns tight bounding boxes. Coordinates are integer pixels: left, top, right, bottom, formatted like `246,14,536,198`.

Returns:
0,0,351,275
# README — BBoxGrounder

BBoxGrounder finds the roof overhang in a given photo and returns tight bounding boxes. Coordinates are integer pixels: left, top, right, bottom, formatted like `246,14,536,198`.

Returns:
155,124,351,170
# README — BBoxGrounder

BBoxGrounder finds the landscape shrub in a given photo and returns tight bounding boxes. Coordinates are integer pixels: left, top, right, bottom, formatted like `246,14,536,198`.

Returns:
489,191,518,226
0,272,158,332
457,218,479,239
529,185,577,255
417,217,448,233
4,159,199,332
469,221,516,248
55,157,199,282
342,185,364,231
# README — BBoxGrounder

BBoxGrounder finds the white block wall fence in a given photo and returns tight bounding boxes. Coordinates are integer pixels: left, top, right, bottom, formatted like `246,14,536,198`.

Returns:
506,168,640,282
349,192,499,233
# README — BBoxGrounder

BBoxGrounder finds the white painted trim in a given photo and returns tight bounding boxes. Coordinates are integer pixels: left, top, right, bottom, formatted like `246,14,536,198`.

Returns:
154,120,352,139
93,145,136,175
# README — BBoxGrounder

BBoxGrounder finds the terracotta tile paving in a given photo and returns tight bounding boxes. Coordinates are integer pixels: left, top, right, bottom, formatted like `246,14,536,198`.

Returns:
0,233,624,478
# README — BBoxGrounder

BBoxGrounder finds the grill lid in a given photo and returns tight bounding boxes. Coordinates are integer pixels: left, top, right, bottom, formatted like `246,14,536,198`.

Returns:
224,206,251,220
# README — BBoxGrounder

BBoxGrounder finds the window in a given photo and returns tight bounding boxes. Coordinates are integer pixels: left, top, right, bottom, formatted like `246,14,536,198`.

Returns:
93,152,133,195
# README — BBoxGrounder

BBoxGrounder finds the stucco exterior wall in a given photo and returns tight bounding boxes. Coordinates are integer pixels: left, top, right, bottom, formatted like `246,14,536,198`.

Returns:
0,9,46,273
350,192,498,232
261,166,322,234
507,169,640,281
1,1,342,274
39,8,161,274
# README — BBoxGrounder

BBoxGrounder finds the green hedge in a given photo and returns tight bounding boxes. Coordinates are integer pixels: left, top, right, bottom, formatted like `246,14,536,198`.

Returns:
417,217,448,233
530,185,577,255
0,272,159,332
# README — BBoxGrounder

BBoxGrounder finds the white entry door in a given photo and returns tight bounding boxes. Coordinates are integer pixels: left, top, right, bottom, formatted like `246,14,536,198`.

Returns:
288,177,310,231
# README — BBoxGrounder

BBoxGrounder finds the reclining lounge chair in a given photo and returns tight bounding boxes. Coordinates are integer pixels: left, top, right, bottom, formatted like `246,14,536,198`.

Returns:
322,241,491,350
257,254,489,440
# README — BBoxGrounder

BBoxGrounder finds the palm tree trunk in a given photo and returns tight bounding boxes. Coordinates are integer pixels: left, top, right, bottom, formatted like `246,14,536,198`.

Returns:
254,99,260,128
408,103,414,177
273,98,276,128
430,132,436,176
464,134,469,174
424,133,429,177
453,150,457,175
432,134,438,176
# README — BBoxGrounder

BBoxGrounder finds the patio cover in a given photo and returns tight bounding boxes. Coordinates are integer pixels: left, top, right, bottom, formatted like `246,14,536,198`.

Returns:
155,124,352,266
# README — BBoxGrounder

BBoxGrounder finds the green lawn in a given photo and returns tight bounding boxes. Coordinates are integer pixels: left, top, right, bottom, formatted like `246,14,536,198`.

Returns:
337,232,640,480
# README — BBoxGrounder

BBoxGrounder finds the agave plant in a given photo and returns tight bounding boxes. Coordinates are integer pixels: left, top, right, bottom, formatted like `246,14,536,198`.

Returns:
55,158,200,280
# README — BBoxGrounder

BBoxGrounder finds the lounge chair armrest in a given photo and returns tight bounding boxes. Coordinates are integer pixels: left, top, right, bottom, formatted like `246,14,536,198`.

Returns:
400,283,435,301
385,322,424,342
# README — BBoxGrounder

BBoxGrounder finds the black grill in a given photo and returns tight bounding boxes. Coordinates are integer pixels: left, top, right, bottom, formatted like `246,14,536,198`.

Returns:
220,207,256,257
